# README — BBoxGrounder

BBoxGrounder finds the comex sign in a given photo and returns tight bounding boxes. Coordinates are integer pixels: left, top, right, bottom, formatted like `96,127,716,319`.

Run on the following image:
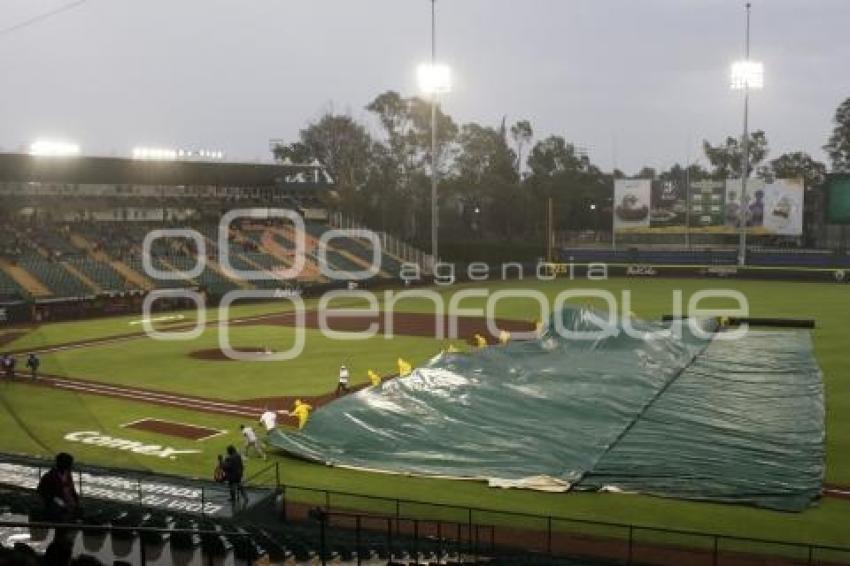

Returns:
64,431,201,460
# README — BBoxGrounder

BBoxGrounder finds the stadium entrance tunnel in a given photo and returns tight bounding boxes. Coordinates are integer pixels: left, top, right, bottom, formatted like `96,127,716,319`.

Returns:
269,306,824,512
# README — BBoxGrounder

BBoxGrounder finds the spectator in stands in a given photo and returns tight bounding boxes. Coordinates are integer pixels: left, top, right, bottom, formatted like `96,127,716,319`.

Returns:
37,452,80,522
26,353,40,380
43,539,73,566
223,445,248,506
336,364,350,396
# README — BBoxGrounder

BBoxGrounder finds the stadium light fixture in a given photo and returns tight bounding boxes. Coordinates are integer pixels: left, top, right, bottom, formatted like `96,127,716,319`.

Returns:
133,147,178,160
730,60,764,90
134,147,225,161
29,140,81,157
417,63,452,95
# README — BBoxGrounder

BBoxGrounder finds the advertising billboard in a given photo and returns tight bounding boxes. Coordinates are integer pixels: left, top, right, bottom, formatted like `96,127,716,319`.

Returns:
613,179,651,231
827,175,850,225
614,177,803,235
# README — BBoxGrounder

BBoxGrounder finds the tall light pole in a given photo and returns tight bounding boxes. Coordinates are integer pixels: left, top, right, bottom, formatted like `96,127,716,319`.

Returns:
417,0,450,270
430,0,438,269
730,2,763,266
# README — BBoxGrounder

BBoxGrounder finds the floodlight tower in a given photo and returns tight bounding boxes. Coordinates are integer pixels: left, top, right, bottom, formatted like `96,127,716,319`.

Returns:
730,2,764,266
417,0,451,271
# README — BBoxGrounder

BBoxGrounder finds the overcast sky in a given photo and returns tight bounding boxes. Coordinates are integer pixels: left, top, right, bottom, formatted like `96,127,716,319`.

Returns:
2,0,849,173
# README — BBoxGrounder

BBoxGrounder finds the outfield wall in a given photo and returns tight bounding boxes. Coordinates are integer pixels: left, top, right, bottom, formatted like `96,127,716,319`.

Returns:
1,262,847,326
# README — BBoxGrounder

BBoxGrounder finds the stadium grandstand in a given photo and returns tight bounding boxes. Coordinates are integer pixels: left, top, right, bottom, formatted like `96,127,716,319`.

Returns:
0,152,425,322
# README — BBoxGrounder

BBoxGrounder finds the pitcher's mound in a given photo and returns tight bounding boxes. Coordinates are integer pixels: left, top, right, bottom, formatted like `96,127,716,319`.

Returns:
189,347,276,361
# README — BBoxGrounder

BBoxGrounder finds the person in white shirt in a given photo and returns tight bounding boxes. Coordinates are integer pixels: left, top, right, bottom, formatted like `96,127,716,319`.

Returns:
239,424,265,459
336,364,350,396
259,409,280,433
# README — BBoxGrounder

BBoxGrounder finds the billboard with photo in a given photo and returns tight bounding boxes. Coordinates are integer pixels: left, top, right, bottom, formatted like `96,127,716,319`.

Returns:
760,178,804,235
724,178,766,230
688,180,725,229
614,177,803,235
613,179,651,231
649,178,688,229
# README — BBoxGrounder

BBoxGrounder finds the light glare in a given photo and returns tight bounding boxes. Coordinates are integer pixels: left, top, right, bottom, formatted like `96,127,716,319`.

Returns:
133,147,177,160
29,140,80,157
417,63,452,95
730,60,764,90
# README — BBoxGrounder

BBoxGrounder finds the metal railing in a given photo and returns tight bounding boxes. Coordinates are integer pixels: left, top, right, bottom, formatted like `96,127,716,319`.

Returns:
311,507,495,566
271,475,850,566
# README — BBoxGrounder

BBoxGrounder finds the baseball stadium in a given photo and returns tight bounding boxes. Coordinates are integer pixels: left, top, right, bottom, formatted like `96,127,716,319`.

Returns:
2,1,850,565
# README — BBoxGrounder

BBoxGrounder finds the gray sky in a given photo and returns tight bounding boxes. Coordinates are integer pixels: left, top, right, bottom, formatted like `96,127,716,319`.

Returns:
2,0,849,173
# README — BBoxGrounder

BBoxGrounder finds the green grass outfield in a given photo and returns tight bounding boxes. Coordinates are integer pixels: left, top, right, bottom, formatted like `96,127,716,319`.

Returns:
2,277,850,550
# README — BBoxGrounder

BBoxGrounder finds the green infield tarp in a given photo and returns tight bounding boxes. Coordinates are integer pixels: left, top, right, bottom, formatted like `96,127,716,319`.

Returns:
270,307,824,511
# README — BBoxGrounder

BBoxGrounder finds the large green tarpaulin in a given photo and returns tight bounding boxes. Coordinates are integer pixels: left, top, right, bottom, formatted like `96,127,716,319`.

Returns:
270,308,824,511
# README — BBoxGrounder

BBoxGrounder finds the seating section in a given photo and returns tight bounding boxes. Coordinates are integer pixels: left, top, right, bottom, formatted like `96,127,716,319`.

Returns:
0,227,25,259
0,268,26,300
24,226,80,259
0,219,422,298
17,252,91,297
306,222,406,275
65,256,134,292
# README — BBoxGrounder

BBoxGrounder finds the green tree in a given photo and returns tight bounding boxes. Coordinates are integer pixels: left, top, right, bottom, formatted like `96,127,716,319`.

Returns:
509,120,533,176
525,135,609,233
526,136,588,177
824,97,850,172
365,91,458,242
760,151,827,188
450,120,520,240
270,113,374,217
299,114,373,192
271,141,311,163
702,130,769,178
635,166,657,180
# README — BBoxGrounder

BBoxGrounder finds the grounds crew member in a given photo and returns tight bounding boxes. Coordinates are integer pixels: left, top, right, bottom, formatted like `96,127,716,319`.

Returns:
473,333,488,348
239,424,266,460
2,354,15,378
26,353,40,380
336,364,350,395
260,407,286,434
499,330,511,345
291,399,312,429
368,369,381,387
397,358,412,377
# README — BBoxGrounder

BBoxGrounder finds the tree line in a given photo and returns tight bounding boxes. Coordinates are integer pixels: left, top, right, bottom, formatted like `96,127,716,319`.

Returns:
272,93,850,246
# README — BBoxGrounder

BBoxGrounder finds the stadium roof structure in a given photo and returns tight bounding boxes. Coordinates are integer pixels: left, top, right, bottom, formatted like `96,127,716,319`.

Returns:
0,152,329,188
